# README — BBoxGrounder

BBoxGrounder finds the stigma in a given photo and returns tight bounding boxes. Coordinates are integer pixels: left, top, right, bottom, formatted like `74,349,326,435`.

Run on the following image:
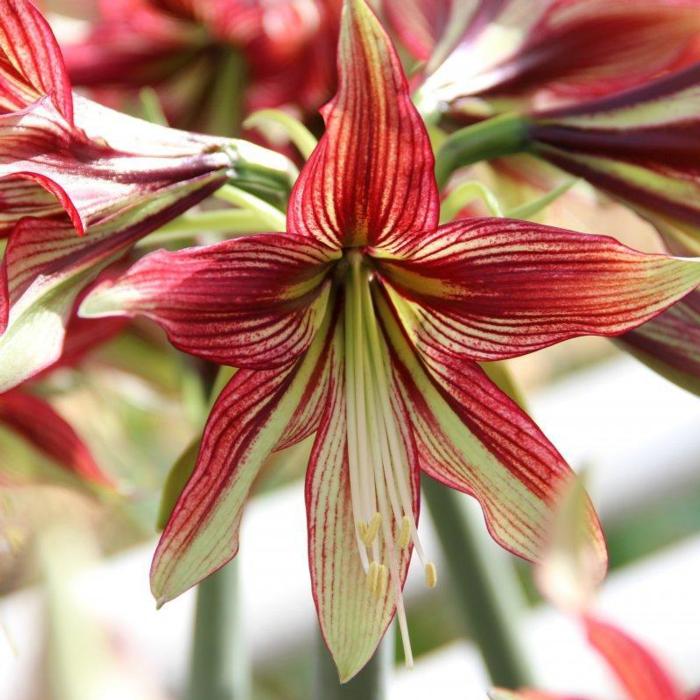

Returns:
342,251,437,668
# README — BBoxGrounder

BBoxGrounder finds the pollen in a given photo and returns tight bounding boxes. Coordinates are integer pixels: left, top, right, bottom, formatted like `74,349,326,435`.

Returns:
359,512,382,546
398,515,411,549
425,562,438,589
366,561,380,593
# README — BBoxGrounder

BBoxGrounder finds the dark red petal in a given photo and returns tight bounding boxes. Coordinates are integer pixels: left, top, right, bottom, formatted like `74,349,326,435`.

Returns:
80,234,337,369
0,389,112,486
287,0,438,251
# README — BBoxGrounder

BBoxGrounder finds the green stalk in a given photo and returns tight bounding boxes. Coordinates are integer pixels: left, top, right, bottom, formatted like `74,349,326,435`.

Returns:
187,561,250,700
422,476,533,687
314,627,394,700
434,113,531,188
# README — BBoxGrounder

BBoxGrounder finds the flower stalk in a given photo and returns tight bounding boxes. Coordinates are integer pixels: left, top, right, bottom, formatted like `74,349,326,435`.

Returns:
422,476,533,687
187,560,250,700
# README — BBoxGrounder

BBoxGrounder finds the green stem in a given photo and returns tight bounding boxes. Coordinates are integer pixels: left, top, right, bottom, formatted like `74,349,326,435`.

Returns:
207,49,247,138
187,561,250,700
314,627,394,700
216,184,287,231
422,476,533,687
435,113,531,188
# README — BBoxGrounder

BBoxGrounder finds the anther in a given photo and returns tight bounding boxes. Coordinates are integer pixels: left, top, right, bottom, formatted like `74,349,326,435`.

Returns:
424,562,438,589
375,564,389,599
366,561,380,593
397,515,411,549
360,512,382,546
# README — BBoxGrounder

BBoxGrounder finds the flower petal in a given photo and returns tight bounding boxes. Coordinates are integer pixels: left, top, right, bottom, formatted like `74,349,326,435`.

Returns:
0,173,223,391
0,389,112,486
617,291,700,396
489,691,573,700
584,616,685,700
378,219,700,362
306,318,417,682
376,283,606,564
151,304,337,605
0,0,73,121
529,64,700,247
287,0,438,250
383,0,453,62
81,234,337,369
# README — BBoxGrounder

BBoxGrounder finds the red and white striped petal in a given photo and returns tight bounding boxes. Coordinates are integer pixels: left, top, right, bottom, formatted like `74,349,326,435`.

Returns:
81,234,338,369
0,173,223,391
151,305,337,605
618,291,700,396
0,389,112,486
377,284,606,565
424,0,700,110
0,96,231,236
286,0,438,251
0,0,73,120
307,320,417,682
378,219,700,362
584,617,685,700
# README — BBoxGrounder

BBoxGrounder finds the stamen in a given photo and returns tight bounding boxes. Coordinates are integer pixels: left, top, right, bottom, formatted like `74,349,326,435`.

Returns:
376,564,389,599
398,515,411,549
366,561,380,593
360,512,382,546
425,562,438,589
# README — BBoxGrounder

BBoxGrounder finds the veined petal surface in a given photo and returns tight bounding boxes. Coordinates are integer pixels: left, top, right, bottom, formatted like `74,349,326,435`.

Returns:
287,0,438,250
376,285,606,565
378,219,700,362
152,306,337,604
81,234,337,369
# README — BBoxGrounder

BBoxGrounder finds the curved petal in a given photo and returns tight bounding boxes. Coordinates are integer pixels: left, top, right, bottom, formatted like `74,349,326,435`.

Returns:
0,0,73,121
584,617,685,700
378,219,700,362
81,234,337,369
287,0,438,251
376,283,606,565
151,304,337,605
0,389,112,486
383,0,453,62
306,319,417,682
0,173,223,391
618,291,700,396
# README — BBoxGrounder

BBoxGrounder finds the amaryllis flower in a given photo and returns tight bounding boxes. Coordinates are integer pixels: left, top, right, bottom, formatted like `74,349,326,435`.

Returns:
81,0,700,681
60,0,341,131
391,0,700,113
0,0,294,391
491,616,698,700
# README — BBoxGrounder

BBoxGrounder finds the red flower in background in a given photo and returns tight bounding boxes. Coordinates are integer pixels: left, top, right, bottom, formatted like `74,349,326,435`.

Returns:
60,0,342,131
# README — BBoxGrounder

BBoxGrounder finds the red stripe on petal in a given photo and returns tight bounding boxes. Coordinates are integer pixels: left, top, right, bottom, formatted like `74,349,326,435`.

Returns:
287,0,438,251
378,218,700,362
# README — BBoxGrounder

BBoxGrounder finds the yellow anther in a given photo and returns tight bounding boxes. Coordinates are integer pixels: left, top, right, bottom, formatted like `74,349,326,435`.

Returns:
375,564,389,599
424,562,437,589
398,515,411,549
366,561,380,593
360,512,382,546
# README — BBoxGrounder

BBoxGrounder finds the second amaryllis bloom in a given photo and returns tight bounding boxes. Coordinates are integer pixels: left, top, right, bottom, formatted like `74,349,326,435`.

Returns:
81,0,700,682
0,0,293,391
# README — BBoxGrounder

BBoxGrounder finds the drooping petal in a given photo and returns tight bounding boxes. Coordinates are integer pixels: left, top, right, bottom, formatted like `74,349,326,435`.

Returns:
617,291,700,396
376,283,605,565
306,317,417,682
528,64,700,248
80,234,338,369
423,0,700,111
584,617,685,700
286,0,438,250
0,389,112,486
0,0,74,120
151,303,337,605
377,219,700,362
0,173,224,391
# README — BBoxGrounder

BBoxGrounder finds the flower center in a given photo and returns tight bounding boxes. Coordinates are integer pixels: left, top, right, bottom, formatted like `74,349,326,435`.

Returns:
342,250,436,666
